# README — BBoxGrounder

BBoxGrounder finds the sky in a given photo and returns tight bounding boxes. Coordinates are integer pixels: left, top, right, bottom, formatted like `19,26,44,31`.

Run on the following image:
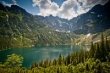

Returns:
1,0,109,20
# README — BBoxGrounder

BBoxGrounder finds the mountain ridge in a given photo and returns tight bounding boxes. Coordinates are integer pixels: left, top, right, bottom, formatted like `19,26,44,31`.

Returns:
35,0,110,34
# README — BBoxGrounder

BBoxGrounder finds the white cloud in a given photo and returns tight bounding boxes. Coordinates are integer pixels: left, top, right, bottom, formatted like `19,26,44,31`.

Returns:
2,0,17,7
32,0,59,16
12,0,17,5
2,1,12,7
78,0,108,7
59,0,78,19
32,0,109,20
77,5,87,15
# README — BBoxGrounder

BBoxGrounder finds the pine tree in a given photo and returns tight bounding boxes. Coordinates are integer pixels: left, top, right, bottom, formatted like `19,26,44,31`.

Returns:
66,53,71,65
105,36,110,53
89,42,95,58
53,59,57,66
39,60,44,67
31,61,38,69
105,36,110,62
100,34,107,61
94,43,101,60
78,49,85,63
49,60,52,66
43,59,49,68
58,53,62,65
85,63,89,71
57,68,60,73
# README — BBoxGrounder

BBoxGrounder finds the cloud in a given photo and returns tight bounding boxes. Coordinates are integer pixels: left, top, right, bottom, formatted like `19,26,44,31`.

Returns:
12,0,17,5
32,0,59,16
33,0,109,20
58,0,78,19
78,0,109,7
2,0,17,7
2,1,12,7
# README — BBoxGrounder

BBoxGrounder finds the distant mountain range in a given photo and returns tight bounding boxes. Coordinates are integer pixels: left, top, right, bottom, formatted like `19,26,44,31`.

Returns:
36,0,110,34
0,0,110,34
36,15,72,32
0,0,110,49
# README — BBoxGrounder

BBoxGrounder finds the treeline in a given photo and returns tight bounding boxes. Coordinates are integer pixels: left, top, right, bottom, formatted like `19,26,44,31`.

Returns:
0,34,110,73
0,31,76,50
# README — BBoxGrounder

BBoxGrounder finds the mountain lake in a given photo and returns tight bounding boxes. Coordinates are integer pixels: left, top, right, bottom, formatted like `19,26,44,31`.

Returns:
0,45,90,67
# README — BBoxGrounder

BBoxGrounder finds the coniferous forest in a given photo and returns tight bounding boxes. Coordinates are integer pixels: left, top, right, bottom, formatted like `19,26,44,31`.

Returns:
0,34,110,73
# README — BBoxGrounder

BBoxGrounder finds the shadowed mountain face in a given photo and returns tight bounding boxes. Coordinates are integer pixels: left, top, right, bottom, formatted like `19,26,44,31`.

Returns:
71,0,110,34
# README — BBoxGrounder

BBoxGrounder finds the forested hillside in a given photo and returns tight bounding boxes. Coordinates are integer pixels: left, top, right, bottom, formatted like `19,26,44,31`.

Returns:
0,4,77,50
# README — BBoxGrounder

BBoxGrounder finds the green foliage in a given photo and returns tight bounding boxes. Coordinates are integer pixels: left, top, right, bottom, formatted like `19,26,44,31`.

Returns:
94,43,101,60
0,41,110,73
86,23,93,27
58,53,63,65
90,34,110,62
31,61,38,69
2,53,23,68
0,22,110,73
89,42,95,57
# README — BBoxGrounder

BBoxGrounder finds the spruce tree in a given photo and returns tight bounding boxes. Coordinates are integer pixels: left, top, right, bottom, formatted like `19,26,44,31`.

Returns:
66,53,71,65
58,53,62,65
105,36,110,53
100,34,107,61
89,42,95,58
94,43,101,59
85,63,89,71
39,60,44,67
31,61,38,69
43,59,49,68
78,49,85,63
53,59,57,65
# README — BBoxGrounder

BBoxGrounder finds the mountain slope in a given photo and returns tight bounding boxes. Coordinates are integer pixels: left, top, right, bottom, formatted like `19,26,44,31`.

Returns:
0,4,76,50
72,0,110,34
36,15,74,32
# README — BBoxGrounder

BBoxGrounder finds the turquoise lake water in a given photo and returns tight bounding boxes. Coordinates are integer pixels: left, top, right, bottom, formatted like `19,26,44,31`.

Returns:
0,45,90,67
